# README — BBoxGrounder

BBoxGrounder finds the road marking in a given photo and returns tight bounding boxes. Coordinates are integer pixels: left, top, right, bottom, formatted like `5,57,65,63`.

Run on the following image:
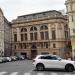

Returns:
9,72,19,75
65,74,72,75
0,72,7,75
37,72,44,75
23,72,31,75
51,72,58,75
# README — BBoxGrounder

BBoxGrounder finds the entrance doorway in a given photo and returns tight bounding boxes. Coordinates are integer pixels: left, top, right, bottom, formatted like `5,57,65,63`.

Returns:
21,53,27,58
31,44,37,59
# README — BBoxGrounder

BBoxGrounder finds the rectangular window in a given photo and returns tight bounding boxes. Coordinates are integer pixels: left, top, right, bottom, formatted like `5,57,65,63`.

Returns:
40,32,44,40
19,43,23,49
34,32,37,40
14,34,17,42
44,42,48,48
21,34,24,41
40,43,43,48
53,44,56,48
24,33,27,41
23,43,26,49
52,30,56,40
30,33,33,40
45,31,49,40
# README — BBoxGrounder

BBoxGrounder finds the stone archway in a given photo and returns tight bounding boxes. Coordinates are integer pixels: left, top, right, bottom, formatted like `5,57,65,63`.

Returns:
31,43,37,59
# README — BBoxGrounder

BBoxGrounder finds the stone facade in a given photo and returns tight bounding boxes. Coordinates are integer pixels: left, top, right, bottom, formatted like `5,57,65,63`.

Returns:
11,10,70,59
0,8,11,56
65,0,75,60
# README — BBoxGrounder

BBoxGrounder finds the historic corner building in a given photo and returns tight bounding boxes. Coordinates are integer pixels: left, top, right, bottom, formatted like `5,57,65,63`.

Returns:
11,10,71,59
0,8,71,58
0,8,11,56
65,0,75,60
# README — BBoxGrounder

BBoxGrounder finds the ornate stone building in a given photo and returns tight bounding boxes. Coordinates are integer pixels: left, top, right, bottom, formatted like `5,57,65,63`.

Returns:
11,10,70,59
65,0,75,60
0,8,11,56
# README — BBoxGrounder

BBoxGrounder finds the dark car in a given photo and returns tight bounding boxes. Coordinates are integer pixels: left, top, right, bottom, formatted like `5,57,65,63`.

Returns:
16,55,25,60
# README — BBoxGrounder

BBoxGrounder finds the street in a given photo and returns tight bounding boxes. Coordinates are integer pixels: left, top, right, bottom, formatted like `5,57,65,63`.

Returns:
0,60,75,75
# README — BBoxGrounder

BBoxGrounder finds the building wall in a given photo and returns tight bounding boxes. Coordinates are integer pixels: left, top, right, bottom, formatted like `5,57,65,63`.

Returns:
4,18,12,56
0,8,4,56
65,0,75,60
0,8,11,56
12,10,68,59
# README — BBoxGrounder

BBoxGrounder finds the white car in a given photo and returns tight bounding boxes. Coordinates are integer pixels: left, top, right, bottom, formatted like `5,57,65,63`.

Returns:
33,54,75,72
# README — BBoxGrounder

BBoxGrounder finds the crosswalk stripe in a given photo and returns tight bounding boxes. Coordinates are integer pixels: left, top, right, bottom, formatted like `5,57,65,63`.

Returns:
51,72,58,75
37,72,44,75
65,74,72,75
9,72,19,75
23,72,31,75
0,72,7,75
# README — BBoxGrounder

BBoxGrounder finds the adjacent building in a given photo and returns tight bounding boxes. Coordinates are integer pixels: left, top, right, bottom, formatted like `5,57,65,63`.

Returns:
65,0,75,60
0,8,11,56
11,10,70,59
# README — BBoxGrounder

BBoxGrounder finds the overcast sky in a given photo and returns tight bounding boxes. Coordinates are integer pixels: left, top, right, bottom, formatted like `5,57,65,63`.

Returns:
0,0,66,21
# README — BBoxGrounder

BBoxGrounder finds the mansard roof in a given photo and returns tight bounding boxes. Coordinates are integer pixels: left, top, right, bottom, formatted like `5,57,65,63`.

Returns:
18,10,62,18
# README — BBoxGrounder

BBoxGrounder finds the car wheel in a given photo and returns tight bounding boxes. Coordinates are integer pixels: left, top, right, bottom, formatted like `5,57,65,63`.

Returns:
36,64,44,71
65,64,74,72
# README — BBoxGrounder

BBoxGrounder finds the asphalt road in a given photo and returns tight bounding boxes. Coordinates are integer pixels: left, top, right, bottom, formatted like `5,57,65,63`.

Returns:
0,60,75,75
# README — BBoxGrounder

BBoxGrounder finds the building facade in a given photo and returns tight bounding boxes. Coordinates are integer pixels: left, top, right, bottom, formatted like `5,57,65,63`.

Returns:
11,10,70,59
65,0,75,60
0,8,11,56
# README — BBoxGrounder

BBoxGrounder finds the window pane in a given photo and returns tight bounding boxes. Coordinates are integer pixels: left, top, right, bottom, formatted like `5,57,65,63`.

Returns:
24,28,27,32
21,28,23,32
30,33,33,40
34,32,37,40
30,27,34,31
34,27,37,31
53,43,56,48
40,43,43,48
23,43,26,49
21,34,24,41
44,42,48,48
24,33,27,40
52,30,56,40
45,31,49,40
14,34,17,42
40,32,44,40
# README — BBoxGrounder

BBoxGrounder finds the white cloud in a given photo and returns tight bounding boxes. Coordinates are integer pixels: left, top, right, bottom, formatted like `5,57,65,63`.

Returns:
0,0,65,21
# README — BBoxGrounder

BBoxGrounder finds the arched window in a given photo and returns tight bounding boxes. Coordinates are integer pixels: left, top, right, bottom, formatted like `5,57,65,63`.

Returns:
30,27,34,31
20,28,27,41
34,27,37,31
21,28,23,32
30,26,37,31
40,25,48,30
21,28,27,32
30,26,38,40
24,28,27,32
40,25,49,40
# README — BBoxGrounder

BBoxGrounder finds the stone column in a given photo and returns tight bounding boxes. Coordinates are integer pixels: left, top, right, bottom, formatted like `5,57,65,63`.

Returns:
17,28,21,41
37,26,40,40
27,27,30,41
48,24,52,40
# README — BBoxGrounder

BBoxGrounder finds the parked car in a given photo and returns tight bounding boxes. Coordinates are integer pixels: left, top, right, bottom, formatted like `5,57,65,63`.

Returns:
16,55,25,60
6,57,12,62
2,57,8,63
10,56,17,61
33,54,75,72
